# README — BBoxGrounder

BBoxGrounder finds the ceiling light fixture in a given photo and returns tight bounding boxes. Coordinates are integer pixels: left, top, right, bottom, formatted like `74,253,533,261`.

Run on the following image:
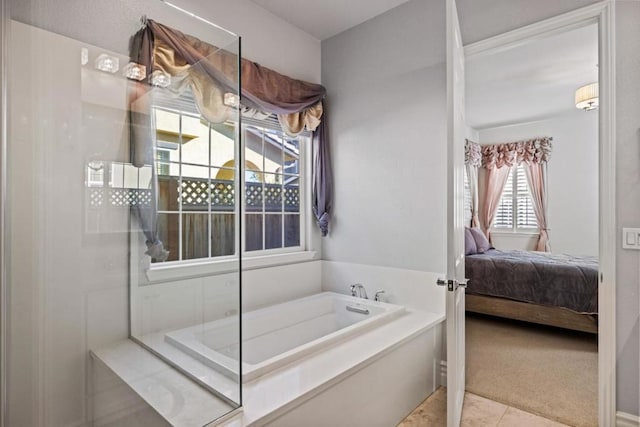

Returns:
575,83,599,111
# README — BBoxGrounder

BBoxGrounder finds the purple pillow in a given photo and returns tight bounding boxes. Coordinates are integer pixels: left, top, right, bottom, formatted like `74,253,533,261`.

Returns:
464,228,477,255
469,227,492,253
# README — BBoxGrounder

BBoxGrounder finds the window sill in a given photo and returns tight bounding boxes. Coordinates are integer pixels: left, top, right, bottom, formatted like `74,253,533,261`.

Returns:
491,230,539,237
145,251,318,283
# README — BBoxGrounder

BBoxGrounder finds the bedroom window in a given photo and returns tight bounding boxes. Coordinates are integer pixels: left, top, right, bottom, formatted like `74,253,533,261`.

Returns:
153,107,305,263
494,164,537,231
463,168,472,226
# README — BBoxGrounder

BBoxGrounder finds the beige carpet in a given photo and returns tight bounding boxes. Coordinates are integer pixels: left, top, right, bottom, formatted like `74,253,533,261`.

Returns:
465,313,598,427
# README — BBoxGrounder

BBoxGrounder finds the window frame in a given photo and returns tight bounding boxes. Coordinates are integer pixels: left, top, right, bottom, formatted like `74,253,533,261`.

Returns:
492,164,539,234
240,120,307,259
145,107,311,274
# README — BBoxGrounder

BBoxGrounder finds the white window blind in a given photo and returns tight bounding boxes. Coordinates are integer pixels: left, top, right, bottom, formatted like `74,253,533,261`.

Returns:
463,169,472,226
494,165,537,231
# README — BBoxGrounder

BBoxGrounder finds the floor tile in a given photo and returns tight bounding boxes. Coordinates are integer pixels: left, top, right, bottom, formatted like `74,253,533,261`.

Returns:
461,392,508,427
397,387,447,426
497,407,571,427
398,388,573,427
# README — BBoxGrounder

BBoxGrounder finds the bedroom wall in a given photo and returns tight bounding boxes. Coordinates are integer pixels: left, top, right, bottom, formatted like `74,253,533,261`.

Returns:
478,111,599,257
5,2,322,425
458,0,640,417
321,0,447,274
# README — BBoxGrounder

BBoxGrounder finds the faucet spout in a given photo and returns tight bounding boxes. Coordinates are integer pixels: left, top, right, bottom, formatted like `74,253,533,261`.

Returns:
350,283,368,299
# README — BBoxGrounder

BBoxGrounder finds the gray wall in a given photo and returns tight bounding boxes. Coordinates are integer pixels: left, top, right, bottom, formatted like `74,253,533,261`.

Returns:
479,112,599,257
323,0,640,416
10,0,321,83
614,0,640,416
321,0,447,274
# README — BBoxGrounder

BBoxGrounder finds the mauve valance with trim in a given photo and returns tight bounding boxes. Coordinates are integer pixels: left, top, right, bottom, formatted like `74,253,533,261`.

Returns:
128,19,333,244
464,137,552,169
465,139,482,167
132,19,326,135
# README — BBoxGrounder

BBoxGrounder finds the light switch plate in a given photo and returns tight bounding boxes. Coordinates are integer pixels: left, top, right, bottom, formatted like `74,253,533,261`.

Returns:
622,228,640,250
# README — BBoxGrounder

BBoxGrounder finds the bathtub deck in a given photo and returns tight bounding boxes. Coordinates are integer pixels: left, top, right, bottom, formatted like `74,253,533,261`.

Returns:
219,308,444,427
91,308,443,427
90,340,239,427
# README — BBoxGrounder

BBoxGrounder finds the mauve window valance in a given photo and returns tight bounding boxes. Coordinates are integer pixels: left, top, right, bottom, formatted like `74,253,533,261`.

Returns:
128,19,333,262
131,19,326,134
465,139,482,167
465,137,553,169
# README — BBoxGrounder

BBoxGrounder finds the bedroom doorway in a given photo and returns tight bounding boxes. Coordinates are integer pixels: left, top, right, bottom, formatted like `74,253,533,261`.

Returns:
458,3,615,426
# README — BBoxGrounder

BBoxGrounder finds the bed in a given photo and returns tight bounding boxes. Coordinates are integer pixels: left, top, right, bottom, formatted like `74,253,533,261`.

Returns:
465,249,599,333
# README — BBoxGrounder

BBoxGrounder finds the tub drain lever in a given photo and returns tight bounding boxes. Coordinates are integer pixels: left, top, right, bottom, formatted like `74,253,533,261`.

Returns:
346,304,370,315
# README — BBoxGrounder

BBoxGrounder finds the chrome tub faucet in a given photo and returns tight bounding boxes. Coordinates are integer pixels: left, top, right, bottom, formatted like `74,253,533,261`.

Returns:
350,283,368,299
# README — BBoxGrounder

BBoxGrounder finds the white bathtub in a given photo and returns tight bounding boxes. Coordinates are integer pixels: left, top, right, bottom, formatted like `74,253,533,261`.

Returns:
164,292,406,382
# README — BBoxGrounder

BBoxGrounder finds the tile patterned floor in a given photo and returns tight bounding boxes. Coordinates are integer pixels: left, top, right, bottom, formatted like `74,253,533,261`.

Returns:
398,388,571,427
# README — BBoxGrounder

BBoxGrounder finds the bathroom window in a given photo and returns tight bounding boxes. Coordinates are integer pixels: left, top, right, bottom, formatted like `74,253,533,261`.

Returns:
153,107,305,263
243,124,303,253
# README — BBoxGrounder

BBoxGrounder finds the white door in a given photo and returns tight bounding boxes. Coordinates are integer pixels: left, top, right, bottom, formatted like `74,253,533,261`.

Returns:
442,0,467,425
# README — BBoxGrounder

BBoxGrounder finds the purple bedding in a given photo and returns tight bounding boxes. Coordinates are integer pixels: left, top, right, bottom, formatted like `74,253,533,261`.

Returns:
465,249,598,314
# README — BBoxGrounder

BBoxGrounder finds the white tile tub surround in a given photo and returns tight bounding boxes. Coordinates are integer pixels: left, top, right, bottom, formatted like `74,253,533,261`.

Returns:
132,261,323,337
165,292,406,382
321,261,446,314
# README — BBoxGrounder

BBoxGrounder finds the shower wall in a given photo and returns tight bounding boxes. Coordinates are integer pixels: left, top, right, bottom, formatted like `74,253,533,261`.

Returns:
5,1,321,426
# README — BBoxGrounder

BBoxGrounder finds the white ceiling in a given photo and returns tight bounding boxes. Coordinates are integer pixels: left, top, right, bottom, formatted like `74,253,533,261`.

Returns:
249,0,412,40
466,24,599,130
249,1,597,129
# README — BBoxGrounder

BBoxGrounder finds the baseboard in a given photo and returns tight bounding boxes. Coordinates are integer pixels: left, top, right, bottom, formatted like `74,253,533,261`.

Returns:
439,360,447,387
617,412,640,427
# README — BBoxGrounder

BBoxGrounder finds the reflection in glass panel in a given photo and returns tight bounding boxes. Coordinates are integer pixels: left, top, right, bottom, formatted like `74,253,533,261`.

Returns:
156,150,172,176
139,165,153,189
123,164,140,188
86,161,105,187
110,162,124,188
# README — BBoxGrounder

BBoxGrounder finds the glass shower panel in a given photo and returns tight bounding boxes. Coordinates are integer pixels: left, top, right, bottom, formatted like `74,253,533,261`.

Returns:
4,1,241,425
128,27,242,416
